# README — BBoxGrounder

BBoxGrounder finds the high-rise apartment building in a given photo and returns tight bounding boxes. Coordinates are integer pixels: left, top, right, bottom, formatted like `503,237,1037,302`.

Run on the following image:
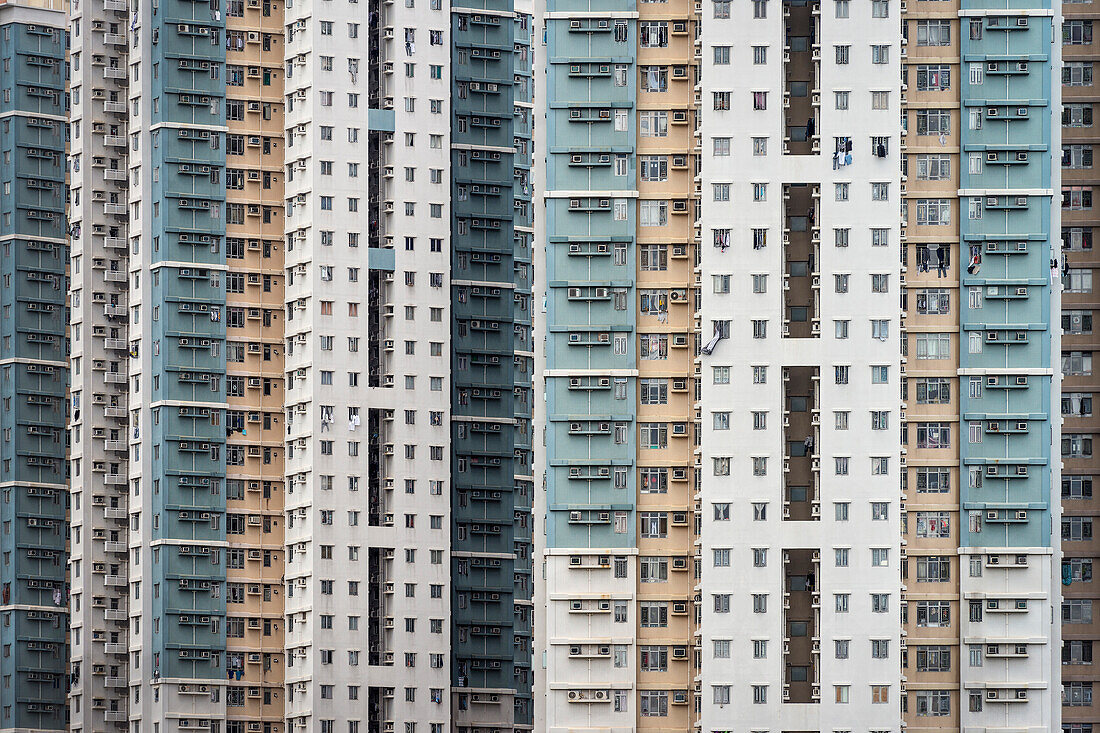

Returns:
69,0,235,722
448,0,535,727
0,1,67,730
1061,1,1099,727
697,0,904,726
692,0,1056,729
898,0,1061,727
539,0,702,726
53,0,1070,725
68,0,534,721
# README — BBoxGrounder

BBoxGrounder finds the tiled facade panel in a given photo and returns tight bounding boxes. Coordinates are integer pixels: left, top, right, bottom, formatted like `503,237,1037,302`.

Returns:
956,2,1060,727
1063,0,1100,727
450,0,535,728
0,9,67,731
541,0,701,727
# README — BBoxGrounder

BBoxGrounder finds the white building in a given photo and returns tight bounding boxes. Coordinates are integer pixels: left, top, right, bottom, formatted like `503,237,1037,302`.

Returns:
698,0,903,728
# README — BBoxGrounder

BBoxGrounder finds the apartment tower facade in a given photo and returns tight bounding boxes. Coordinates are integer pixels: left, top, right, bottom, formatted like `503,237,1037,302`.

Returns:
901,0,1062,727
1061,0,1100,727
448,0,535,727
541,0,702,726
697,0,904,726
69,0,533,723
0,1,67,730
692,0,1061,728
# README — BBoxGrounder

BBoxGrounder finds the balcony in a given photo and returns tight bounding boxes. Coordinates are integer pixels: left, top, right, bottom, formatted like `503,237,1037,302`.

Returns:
104,305,127,318
104,440,127,452
103,33,127,45
103,339,128,351
104,373,127,384
104,271,127,283
103,204,128,216
103,643,127,655
104,574,128,586
104,237,127,249
104,507,127,520
103,0,127,9
104,541,127,553
104,711,128,722
103,101,127,114
103,169,127,181
103,67,126,80
104,608,127,621
104,473,126,484
105,677,126,687
102,135,127,147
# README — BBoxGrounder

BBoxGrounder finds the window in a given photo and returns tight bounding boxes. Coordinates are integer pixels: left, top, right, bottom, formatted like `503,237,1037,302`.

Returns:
917,288,950,315
1065,599,1094,623
872,45,889,64
915,690,950,716
916,154,951,180
1064,476,1094,499
1065,62,1094,87
916,64,951,91
1065,104,1094,127
1064,145,1094,170
916,109,951,136
1064,517,1094,541
916,601,950,627
917,511,951,538
640,691,668,717
1065,187,1094,210
916,556,951,582
1063,434,1094,458
640,200,668,227
640,111,668,137
1064,351,1094,375
1066,269,1093,293
640,646,668,672
1065,683,1093,707
916,20,950,45
915,333,951,359
917,423,950,449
